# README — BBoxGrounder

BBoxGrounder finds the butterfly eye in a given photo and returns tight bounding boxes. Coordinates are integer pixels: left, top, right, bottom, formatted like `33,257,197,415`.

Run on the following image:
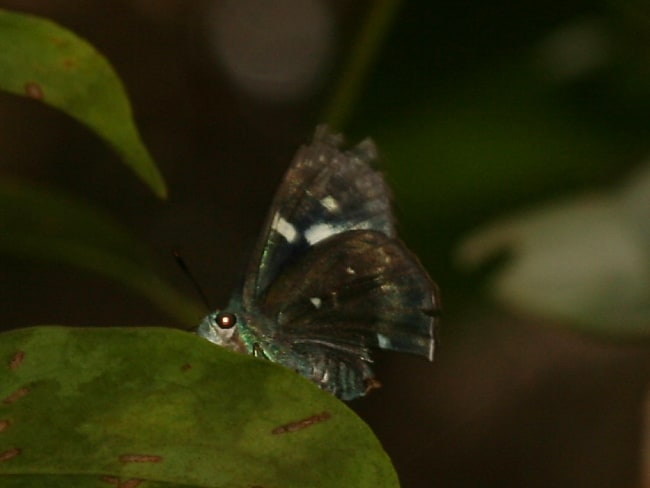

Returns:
215,312,237,329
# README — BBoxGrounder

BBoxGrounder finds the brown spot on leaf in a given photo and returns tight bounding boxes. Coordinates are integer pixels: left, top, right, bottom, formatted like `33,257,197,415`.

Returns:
101,476,144,488
181,363,192,372
3,386,29,404
272,411,331,435
120,480,143,488
24,82,44,100
119,454,162,463
0,448,21,462
0,420,10,432
62,58,77,69
49,36,65,46
9,351,25,370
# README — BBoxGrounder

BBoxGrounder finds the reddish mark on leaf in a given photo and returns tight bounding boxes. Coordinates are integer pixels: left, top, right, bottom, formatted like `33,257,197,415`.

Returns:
48,36,66,46
120,480,143,488
119,454,162,463
2,386,29,404
9,351,25,370
0,448,21,462
271,411,331,435
102,478,143,488
181,363,192,372
24,82,44,100
62,58,77,69
0,420,10,433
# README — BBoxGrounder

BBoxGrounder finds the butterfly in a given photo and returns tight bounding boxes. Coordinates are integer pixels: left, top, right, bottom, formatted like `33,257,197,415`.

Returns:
197,125,440,400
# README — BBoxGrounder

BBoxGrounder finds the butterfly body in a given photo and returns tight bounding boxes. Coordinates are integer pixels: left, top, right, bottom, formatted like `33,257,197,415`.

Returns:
198,126,439,400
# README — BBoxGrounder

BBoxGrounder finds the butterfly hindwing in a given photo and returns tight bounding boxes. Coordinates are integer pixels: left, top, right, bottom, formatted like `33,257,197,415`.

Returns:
258,229,438,399
261,230,438,359
242,126,394,308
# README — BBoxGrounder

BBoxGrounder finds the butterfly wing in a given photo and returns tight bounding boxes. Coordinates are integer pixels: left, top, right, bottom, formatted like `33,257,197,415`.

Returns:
241,125,394,309
259,230,439,399
197,126,439,399
236,125,439,399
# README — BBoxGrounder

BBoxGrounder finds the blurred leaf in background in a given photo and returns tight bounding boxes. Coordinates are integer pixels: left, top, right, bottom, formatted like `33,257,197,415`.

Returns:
345,3,650,330
0,7,198,328
0,178,202,326
0,7,166,197
458,160,650,337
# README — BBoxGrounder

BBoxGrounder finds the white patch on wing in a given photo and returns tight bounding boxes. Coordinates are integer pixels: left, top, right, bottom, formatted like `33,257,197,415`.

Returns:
304,220,372,245
377,333,392,349
380,283,394,293
320,368,330,384
271,212,298,243
319,195,340,212
304,223,338,245
309,297,322,309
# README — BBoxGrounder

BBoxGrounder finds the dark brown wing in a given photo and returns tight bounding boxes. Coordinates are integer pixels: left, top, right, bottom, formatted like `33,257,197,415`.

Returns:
241,126,394,309
260,230,439,361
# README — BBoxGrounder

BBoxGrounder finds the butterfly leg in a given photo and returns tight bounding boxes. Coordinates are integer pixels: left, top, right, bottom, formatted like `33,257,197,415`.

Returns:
252,343,270,360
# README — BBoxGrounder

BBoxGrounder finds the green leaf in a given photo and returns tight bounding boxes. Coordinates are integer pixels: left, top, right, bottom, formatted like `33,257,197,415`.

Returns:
457,162,650,337
0,8,166,198
0,179,201,326
0,326,398,488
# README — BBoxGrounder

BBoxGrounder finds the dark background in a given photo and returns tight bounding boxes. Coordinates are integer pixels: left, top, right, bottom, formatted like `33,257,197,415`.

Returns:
1,1,649,487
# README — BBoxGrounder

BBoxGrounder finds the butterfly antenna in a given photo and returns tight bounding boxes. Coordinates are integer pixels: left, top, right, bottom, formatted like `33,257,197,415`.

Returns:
172,249,212,311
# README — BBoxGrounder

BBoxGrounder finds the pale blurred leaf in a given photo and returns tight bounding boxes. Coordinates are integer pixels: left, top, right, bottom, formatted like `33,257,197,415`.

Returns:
458,161,650,336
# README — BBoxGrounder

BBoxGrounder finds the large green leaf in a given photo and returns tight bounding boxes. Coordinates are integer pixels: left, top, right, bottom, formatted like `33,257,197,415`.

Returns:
0,326,398,488
0,8,166,198
0,179,201,326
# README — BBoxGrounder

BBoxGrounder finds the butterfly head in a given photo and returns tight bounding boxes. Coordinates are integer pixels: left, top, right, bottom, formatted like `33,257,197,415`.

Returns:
197,310,248,354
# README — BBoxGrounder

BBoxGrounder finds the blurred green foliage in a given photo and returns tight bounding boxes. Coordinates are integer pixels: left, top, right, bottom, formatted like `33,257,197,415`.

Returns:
338,2,650,336
0,8,166,197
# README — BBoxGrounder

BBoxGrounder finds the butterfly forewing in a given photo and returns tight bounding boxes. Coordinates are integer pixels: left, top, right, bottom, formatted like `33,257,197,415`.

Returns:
242,126,394,308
